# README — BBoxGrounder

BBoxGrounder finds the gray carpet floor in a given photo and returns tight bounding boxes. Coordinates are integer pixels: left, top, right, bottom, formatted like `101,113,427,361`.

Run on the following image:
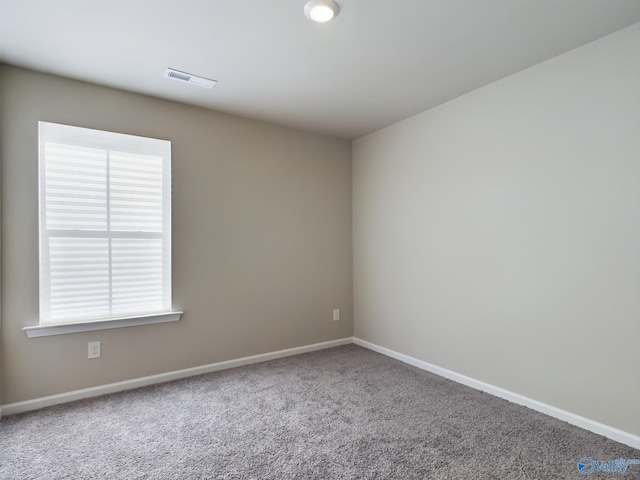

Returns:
0,344,638,479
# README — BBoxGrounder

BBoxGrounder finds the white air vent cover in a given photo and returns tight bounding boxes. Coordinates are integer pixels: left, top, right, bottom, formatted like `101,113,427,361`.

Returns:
164,68,217,89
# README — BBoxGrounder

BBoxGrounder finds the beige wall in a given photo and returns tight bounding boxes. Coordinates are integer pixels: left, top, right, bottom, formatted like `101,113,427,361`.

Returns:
353,24,640,436
0,65,352,405
0,85,2,410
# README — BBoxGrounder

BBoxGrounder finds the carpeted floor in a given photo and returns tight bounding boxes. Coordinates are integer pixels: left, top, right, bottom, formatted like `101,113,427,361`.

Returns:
0,344,638,479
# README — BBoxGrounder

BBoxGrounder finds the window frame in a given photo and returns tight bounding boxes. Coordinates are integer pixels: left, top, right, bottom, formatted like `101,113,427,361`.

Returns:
24,122,182,338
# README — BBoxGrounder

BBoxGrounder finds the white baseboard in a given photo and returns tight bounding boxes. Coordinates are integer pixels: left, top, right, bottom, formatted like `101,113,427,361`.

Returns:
5,335,638,451
1,337,354,416
353,337,640,450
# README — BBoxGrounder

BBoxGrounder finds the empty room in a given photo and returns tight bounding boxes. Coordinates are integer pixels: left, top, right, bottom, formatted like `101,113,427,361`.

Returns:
1,1,639,478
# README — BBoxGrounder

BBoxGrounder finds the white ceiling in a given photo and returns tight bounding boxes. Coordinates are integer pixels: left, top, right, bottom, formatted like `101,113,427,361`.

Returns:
1,1,640,139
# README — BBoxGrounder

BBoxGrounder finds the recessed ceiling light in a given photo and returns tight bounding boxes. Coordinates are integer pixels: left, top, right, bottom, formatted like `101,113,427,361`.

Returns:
164,68,217,89
304,0,340,23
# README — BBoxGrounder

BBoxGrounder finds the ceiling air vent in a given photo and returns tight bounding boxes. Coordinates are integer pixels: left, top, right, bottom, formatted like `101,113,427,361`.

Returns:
164,68,217,89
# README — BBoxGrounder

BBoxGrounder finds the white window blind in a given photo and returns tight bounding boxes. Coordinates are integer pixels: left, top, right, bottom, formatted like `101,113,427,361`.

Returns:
38,122,172,326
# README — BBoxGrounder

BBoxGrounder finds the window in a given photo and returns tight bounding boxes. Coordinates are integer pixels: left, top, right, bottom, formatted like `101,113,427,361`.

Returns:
27,122,181,337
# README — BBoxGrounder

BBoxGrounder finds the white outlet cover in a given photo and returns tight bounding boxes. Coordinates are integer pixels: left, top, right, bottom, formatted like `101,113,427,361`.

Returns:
88,341,101,359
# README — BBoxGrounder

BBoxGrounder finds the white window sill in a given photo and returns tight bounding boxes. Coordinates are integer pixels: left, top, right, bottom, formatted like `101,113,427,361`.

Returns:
23,311,183,338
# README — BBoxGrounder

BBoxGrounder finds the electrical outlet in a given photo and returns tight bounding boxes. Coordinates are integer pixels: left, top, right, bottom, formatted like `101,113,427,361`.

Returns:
333,309,340,322
88,341,101,359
